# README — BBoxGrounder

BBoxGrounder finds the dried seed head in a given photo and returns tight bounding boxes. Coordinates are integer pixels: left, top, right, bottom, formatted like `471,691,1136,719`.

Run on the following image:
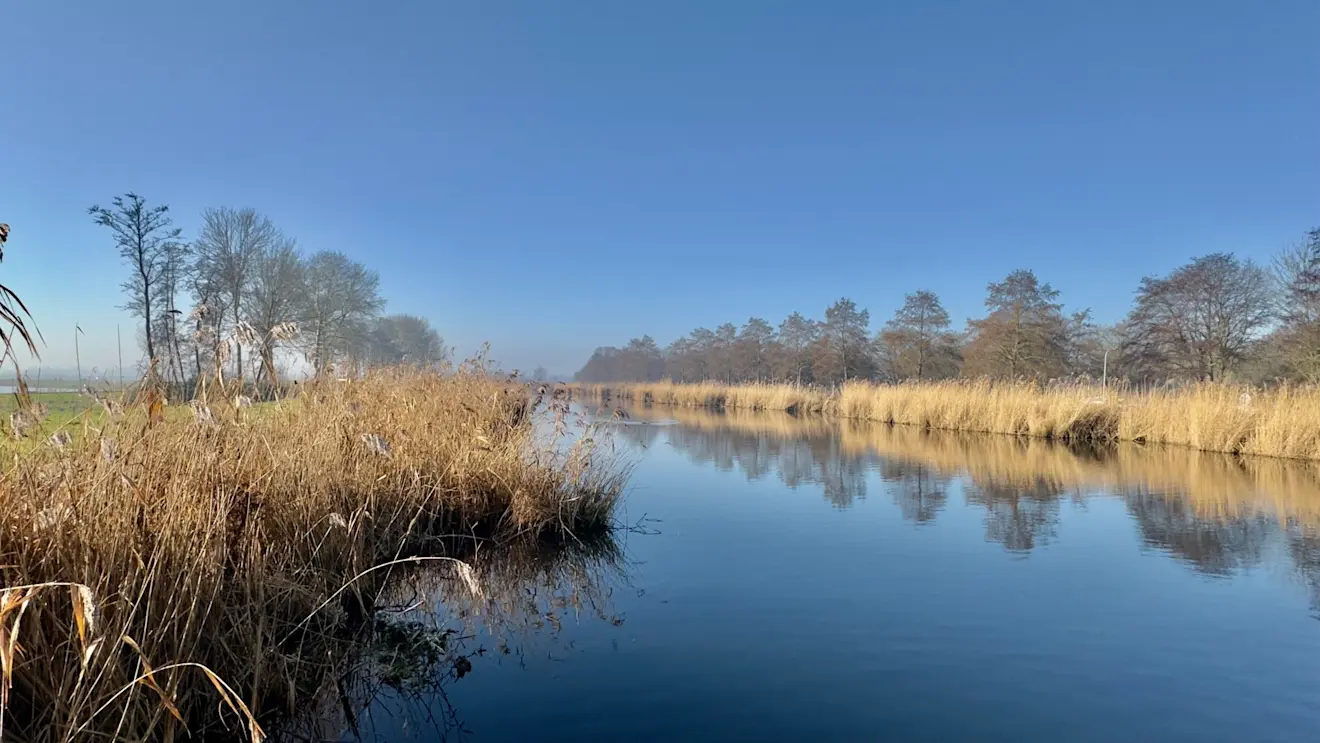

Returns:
269,321,299,341
34,503,71,531
10,411,29,439
48,431,72,450
233,395,253,409
360,433,392,457
190,400,216,426
100,438,116,463
233,321,258,345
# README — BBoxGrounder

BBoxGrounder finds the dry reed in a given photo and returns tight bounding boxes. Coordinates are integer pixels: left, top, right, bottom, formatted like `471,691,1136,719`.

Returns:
576,379,1320,461
0,369,625,742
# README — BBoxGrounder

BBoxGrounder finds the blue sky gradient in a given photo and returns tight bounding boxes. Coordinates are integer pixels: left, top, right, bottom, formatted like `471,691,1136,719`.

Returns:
5,0,1317,376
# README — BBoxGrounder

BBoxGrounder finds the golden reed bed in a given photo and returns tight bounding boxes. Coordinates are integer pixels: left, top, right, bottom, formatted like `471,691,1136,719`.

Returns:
574,379,1320,461
0,371,624,742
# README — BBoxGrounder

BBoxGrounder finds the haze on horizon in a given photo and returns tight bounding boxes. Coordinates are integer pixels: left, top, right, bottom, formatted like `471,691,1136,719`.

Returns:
4,1,1315,380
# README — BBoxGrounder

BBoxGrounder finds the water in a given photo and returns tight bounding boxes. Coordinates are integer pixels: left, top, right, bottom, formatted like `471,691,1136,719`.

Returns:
307,404,1320,742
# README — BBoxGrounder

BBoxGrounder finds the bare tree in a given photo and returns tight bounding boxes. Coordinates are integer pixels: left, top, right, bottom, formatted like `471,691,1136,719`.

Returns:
814,298,873,384
1124,253,1274,381
963,269,1070,380
365,314,446,368
89,194,182,363
155,237,192,387
773,312,819,383
733,317,776,381
879,290,960,380
1275,228,1320,326
298,251,384,374
1266,229,1320,380
244,234,305,385
193,207,278,382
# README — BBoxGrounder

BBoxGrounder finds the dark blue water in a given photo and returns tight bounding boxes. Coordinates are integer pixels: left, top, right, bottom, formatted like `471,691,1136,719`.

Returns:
315,406,1320,742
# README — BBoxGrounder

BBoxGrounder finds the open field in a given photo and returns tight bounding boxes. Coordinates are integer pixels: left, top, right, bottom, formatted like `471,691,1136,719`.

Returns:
0,370,625,741
574,379,1320,461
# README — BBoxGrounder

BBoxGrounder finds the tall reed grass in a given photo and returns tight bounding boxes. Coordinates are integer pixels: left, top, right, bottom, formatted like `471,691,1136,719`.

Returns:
0,369,624,741
576,379,1320,461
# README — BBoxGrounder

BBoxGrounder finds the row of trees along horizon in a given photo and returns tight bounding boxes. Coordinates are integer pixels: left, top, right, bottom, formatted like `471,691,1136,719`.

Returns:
88,193,447,389
575,227,1320,387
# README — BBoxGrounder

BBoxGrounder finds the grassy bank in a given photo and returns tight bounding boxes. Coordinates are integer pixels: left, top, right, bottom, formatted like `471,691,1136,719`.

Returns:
0,370,624,741
575,379,1320,460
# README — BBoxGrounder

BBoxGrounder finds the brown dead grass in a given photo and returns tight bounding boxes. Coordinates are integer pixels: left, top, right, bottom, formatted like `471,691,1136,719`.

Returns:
576,379,1320,460
0,369,624,742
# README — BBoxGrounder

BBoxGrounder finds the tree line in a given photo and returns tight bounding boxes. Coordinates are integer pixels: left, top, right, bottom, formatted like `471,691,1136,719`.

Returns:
89,193,446,386
575,229,1320,386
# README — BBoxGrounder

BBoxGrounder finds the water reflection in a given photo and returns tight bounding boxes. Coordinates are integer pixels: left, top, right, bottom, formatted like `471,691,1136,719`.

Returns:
275,537,626,742
606,404,1320,588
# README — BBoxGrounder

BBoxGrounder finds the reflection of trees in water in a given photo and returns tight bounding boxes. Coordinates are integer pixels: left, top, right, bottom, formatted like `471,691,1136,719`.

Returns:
273,536,626,742
612,409,1320,605
878,461,950,524
620,421,870,508
965,480,1065,552
1286,525,1320,618
1122,487,1271,576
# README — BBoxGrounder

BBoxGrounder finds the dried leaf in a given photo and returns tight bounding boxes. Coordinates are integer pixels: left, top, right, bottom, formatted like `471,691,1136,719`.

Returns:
121,636,184,723
147,391,164,426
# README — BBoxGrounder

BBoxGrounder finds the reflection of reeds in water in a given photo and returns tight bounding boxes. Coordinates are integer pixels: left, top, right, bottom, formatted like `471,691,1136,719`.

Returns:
612,403,1320,531
617,405,1320,597
279,536,625,742
841,422,1320,529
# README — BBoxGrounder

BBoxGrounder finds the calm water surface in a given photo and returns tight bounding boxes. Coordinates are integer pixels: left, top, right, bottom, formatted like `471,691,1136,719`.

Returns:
311,404,1320,742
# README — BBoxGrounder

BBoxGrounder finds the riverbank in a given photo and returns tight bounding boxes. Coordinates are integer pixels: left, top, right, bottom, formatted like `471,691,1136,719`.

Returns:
573,379,1320,461
0,370,625,741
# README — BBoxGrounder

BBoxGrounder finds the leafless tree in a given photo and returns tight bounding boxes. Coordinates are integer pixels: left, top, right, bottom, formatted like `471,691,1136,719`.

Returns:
89,194,183,363
963,269,1070,380
879,290,960,381
1124,253,1274,381
813,298,873,384
365,314,447,369
1275,228,1320,326
155,237,192,387
244,234,305,385
298,251,384,375
193,207,278,382
773,312,819,384
733,317,776,381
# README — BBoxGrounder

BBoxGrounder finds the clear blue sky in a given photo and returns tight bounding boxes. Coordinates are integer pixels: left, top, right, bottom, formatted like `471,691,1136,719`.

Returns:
5,0,1317,377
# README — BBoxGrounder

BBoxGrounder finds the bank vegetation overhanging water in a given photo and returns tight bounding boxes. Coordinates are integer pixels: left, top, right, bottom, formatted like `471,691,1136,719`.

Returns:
0,369,626,742
573,379,1320,461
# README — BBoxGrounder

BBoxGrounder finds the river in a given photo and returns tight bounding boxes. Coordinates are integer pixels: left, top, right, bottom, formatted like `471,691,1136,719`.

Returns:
300,403,1320,742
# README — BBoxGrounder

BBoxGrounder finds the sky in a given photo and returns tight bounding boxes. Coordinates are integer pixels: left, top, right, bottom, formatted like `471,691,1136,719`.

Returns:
4,0,1317,378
